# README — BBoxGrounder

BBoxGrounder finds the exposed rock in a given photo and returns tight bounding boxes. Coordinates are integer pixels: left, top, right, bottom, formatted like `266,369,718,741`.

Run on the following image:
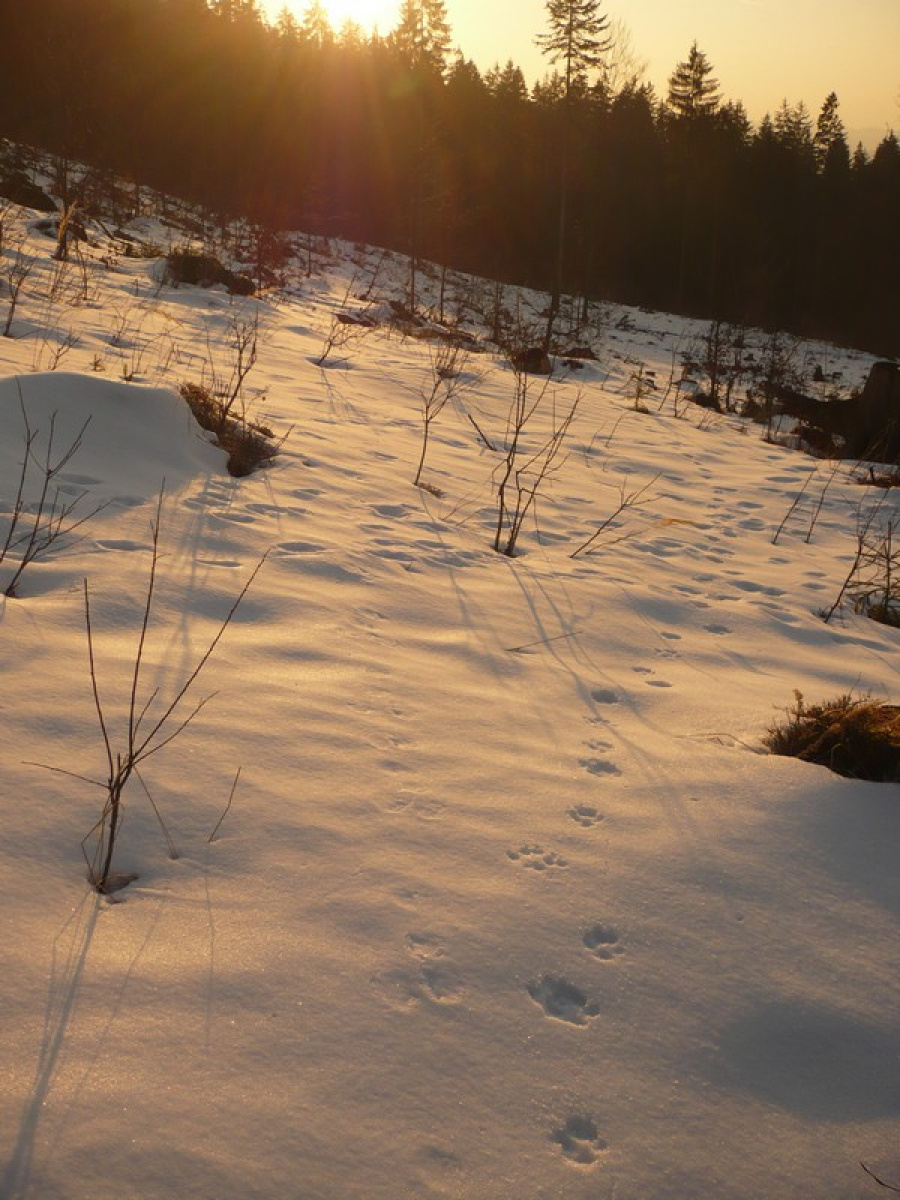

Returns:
512,346,552,375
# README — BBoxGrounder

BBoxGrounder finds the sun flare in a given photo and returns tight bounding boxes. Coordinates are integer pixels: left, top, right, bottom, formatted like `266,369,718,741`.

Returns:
279,0,399,34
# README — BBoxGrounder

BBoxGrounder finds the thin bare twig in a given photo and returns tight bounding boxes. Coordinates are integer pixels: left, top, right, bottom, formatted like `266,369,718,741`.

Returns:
208,766,242,843
135,767,179,860
570,474,660,558
861,1163,900,1194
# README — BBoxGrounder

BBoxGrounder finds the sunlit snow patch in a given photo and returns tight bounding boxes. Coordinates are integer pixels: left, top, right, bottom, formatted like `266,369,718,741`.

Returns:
0,372,224,505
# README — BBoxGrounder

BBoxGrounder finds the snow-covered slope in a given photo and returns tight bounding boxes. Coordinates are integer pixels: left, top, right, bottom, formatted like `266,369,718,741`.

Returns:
0,189,898,1200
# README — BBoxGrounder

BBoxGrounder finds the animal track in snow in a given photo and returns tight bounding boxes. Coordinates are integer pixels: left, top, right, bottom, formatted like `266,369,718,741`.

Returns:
406,931,444,959
551,1115,608,1165
589,688,619,705
582,924,623,961
370,963,464,1009
418,962,464,1003
274,540,326,555
210,510,256,525
579,757,621,777
387,795,446,821
568,804,604,828
371,503,411,519
371,932,464,1008
57,472,101,487
506,845,569,871
527,976,600,1025
727,576,785,597
94,538,152,553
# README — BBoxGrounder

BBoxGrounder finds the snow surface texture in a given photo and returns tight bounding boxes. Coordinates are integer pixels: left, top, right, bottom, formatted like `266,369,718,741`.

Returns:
0,191,899,1200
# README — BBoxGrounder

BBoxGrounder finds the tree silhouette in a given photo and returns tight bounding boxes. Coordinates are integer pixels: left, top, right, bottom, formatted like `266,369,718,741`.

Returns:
535,0,611,347
813,92,846,171
667,42,720,120
1,0,899,357
391,0,452,77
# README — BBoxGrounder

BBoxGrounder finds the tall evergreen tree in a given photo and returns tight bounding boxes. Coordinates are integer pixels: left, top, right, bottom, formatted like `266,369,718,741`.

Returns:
486,60,529,104
535,0,611,95
813,92,846,170
535,0,611,345
299,1,333,48
391,0,451,77
773,99,815,158
667,42,720,119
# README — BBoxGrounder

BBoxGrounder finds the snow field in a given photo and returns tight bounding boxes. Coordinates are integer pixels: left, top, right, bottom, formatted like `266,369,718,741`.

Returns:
1,192,898,1199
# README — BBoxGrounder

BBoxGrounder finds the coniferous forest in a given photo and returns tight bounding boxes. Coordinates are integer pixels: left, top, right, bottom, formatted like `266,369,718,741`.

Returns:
1,0,898,356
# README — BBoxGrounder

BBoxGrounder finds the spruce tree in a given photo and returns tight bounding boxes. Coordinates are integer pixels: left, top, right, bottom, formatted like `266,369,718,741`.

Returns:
813,92,847,171
667,42,720,119
535,0,611,95
299,1,333,48
535,0,611,347
392,0,452,77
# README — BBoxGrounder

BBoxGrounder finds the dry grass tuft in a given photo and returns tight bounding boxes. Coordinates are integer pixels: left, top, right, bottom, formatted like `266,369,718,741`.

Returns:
179,382,278,477
765,690,900,782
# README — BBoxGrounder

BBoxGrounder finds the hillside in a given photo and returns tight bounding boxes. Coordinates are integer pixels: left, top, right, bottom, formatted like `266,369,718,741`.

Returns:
1,174,899,1200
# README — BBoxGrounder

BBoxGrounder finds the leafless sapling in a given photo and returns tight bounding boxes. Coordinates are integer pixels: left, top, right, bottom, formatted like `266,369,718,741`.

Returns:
3,246,36,337
38,493,267,893
0,386,106,597
314,273,372,368
491,364,579,557
822,496,889,623
414,342,470,490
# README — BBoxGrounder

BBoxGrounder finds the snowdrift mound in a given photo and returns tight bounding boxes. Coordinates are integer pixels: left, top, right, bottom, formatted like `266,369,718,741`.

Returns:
0,372,224,504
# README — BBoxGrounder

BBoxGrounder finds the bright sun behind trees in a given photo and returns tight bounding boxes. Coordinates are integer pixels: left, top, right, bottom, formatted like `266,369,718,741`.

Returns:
1,0,897,357
307,0,398,32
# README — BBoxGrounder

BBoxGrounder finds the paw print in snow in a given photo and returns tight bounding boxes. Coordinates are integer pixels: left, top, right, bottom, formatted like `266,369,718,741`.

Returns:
567,804,604,828
506,845,568,871
582,924,623,961
552,1115,608,1165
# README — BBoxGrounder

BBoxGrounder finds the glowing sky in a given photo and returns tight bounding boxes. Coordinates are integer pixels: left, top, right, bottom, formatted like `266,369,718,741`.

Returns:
263,0,898,147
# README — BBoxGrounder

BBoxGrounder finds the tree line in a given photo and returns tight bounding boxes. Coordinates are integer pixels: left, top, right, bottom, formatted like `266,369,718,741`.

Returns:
1,0,898,356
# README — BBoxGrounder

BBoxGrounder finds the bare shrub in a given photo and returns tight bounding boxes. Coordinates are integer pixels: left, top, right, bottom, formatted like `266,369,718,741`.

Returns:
0,385,105,597
35,495,266,893
822,499,894,624
3,245,36,337
214,311,259,430
414,342,470,490
492,364,578,557
847,514,900,626
691,319,747,412
313,273,377,367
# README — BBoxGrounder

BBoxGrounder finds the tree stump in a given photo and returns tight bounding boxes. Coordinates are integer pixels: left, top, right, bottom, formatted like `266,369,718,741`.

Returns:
855,361,900,461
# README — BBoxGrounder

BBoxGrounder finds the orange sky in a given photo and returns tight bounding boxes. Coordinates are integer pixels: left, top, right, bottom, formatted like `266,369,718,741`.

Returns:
265,0,898,149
